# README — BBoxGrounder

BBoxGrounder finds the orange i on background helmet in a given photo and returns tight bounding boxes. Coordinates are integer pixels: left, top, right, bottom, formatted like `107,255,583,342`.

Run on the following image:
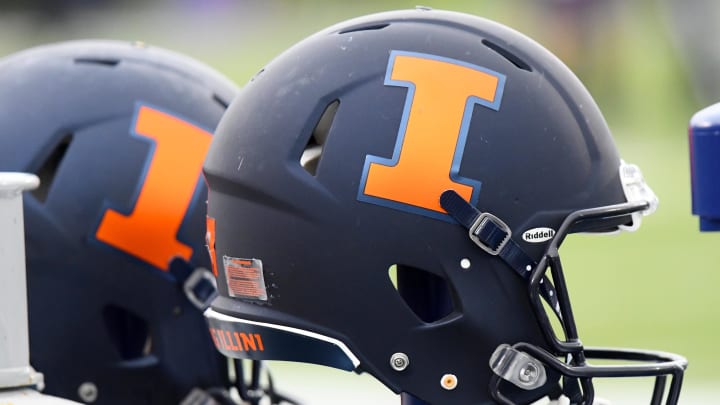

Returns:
203,8,686,405
0,40,247,404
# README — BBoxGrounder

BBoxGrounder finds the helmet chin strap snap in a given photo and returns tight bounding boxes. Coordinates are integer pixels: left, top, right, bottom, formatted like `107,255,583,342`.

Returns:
490,344,547,391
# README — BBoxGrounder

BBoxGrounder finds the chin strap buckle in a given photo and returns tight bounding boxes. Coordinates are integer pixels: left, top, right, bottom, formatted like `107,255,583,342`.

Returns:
184,267,218,310
469,212,512,256
490,344,547,391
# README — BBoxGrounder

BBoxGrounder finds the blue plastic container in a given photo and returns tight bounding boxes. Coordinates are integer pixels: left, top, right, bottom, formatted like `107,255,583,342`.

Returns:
690,102,720,231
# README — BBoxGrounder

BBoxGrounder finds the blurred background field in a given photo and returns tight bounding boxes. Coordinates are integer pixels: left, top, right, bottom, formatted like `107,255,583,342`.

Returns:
1,0,718,403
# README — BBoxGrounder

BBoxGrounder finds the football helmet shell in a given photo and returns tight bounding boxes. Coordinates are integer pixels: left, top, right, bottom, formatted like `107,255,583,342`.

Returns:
0,40,237,404
204,9,686,405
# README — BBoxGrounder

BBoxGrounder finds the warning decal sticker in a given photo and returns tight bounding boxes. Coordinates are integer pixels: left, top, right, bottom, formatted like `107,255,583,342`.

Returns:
223,256,268,301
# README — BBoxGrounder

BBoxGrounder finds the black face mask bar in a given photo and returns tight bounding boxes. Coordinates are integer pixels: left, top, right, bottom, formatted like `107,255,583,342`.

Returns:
489,201,687,405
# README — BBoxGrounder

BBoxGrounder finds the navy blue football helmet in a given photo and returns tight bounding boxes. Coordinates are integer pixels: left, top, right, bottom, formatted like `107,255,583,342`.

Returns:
203,9,687,405
0,40,240,404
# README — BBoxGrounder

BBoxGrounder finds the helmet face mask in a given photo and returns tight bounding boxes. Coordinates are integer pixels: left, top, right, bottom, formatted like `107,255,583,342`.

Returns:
491,198,685,404
204,9,686,405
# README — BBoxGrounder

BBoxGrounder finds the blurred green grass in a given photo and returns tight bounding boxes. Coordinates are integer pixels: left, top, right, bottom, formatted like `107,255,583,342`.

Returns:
1,0,716,395
564,135,720,380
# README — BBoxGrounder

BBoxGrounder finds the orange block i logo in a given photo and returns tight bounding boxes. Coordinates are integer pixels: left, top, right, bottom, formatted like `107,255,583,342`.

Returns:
359,51,506,220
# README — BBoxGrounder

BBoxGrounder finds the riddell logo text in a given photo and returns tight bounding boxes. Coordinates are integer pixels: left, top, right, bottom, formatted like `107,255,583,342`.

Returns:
209,327,265,352
522,227,556,243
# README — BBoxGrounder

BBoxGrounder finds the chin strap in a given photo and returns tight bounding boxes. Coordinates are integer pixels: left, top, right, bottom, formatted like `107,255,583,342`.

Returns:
180,268,298,405
181,360,300,405
439,190,562,320
235,359,300,405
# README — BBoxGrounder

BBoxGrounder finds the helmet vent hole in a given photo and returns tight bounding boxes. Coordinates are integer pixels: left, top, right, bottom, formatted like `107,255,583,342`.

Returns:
481,39,532,72
250,68,265,82
74,58,120,67
388,264,455,323
338,23,390,34
102,305,152,360
539,269,567,342
212,93,230,109
32,133,73,203
300,99,339,176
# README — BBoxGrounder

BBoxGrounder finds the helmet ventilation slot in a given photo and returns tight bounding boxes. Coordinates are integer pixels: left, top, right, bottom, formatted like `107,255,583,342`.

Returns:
482,39,532,72
74,57,120,67
300,99,339,176
32,133,73,203
388,264,455,323
338,23,390,34
539,267,568,343
212,93,230,109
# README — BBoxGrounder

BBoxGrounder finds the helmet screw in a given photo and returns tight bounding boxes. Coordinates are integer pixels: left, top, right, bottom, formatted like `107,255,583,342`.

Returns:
518,363,539,385
78,382,98,403
440,374,458,390
390,352,410,371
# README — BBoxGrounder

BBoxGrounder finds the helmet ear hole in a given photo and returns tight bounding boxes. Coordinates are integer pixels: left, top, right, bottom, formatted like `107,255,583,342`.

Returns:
102,305,152,360
388,264,456,323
